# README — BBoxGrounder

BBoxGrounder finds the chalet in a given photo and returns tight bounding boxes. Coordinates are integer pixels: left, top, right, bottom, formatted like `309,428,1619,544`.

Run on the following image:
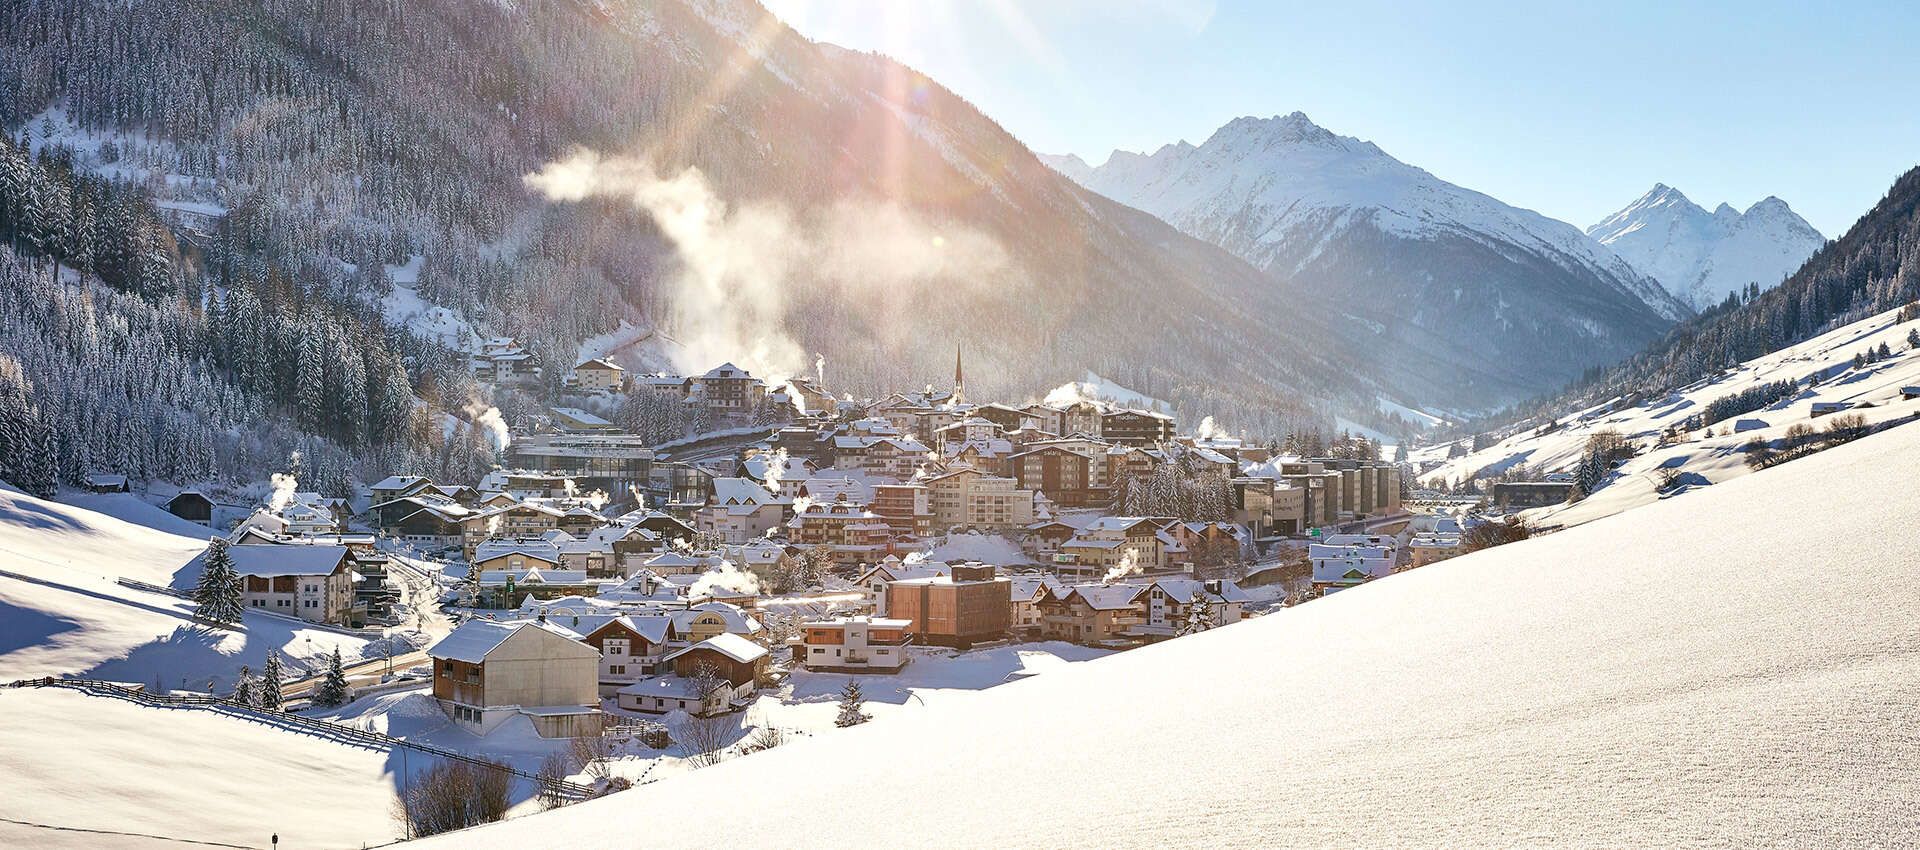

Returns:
573,614,678,690
1309,542,1395,594
618,633,770,717
831,435,932,481
571,358,627,392
1022,519,1079,558
786,499,893,566
694,478,790,544
387,501,470,550
1065,516,1172,571
1131,578,1251,637
670,601,764,643
368,475,439,505
427,619,601,737
801,616,913,673
1036,583,1143,645
470,337,540,384
460,502,565,559
84,473,130,494
1007,574,1062,637
165,490,215,525
887,564,1012,649
857,556,948,615
545,525,662,577
688,362,768,414
224,543,359,626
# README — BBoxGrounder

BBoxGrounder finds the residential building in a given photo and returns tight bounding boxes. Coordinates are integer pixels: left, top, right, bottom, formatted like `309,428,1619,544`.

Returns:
575,614,678,690
1132,578,1251,637
886,564,1012,648
571,358,627,392
427,619,601,737
1100,408,1175,446
224,543,360,626
1035,583,1143,645
1010,444,1105,508
800,616,913,673
924,468,1036,532
694,478,789,544
869,483,933,539
1309,542,1396,594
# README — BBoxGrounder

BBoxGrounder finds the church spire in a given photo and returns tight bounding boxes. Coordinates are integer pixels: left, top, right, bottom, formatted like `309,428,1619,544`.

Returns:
953,343,965,404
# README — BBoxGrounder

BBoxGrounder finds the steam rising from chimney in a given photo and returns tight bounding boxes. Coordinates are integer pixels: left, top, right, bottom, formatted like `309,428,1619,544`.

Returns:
1103,547,1142,584
523,151,1008,379
267,472,298,513
688,558,761,599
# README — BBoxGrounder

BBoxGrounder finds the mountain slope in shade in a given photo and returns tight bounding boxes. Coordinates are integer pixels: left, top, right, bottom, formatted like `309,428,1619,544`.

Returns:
411,407,1920,849
1589,184,1826,311
1042,113,1692,409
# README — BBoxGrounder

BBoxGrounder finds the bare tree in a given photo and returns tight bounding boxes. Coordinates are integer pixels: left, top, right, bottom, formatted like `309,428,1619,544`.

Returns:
536,753,573,810
393,759,515,838
677,714,736,768
568,731,615,782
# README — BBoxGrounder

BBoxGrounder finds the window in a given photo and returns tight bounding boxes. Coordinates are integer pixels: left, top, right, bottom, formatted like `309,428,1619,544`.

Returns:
609,665,626,675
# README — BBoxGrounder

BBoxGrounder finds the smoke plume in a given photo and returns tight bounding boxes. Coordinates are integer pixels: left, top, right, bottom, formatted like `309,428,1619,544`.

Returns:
1103,547,1142,584
688,559,761,599
524,151,1007,379
468,405,511,451
267,472,298,513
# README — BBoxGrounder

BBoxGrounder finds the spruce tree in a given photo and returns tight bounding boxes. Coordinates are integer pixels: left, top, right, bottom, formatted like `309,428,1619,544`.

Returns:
314,646,350,708
834,679,870,728
193,537,245,625
259,650,284,711
232,664,258,706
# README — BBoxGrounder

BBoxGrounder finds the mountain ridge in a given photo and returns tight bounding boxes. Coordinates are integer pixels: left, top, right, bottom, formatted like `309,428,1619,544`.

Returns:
1588,183,1826,311
1042,112,1692,408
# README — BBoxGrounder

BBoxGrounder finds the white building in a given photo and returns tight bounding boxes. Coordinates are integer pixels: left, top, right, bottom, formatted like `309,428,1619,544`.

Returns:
693,478,790,544
1309,542,1396,594
224,543,359,625
800,616,913,673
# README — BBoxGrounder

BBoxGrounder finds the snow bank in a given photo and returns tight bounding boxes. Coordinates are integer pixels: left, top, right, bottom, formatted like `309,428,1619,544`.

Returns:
0,688,403,849
414,419,1920,848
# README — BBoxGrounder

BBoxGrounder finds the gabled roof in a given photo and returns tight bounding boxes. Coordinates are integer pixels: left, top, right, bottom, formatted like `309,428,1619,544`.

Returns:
576,358,625,371
224,543,350,578
427,619,595,664
663,632,768,665
1070,584,1143,611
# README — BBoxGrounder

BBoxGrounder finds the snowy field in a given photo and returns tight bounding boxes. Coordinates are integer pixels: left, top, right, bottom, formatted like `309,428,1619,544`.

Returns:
412,418,1920,848
0,687,408,849
1417,302,1920,529
0,487,371,688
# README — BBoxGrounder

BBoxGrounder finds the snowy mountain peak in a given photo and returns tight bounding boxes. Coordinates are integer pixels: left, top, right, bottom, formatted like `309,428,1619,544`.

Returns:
1589,185,1823,310
1039,112,1693,406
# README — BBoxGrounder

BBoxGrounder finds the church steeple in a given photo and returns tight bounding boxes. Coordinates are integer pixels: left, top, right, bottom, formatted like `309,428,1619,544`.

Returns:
953,343,965,404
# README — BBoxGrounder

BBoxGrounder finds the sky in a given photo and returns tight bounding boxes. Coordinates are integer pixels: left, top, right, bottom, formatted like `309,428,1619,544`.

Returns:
761,0,1920,236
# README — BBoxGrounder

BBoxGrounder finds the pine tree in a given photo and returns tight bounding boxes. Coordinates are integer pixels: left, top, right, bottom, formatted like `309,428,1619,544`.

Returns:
193,537,245,624
232,664,258,706
834,679,870,728
313,646,350,708
1180,596,1215,636
259,650,284,711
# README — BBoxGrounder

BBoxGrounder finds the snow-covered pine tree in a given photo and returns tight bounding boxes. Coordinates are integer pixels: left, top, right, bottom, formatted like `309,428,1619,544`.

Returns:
232,664,258,706
1181,596,1215,636
313,646,350,708
259,650,284,711
834,679,870,728
193,537,245,625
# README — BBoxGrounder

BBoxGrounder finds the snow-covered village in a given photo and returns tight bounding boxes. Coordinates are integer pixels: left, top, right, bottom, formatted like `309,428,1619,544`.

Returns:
4,2,1920,848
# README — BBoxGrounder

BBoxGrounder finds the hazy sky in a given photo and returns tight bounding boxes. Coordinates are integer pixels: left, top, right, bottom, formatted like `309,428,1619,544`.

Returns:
762,0,1920,236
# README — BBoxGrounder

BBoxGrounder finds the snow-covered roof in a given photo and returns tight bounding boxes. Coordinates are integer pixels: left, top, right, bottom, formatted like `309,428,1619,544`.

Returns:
426,619,591,664
353,417,1920,850
662,632,768,665
223,543,350,578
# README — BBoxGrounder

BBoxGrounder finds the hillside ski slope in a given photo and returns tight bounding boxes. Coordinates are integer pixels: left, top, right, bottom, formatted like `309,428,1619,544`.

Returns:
413,419,1920,848
0,687,407,849
0,486,368,686
1417,303,1920,529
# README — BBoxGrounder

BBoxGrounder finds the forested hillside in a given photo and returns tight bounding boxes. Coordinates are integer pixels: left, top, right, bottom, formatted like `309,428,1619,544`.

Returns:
0,0,1402,468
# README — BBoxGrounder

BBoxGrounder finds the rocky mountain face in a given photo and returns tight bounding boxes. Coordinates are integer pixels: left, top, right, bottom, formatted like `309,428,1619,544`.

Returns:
1588,184,1826,311
1044,113,1694,409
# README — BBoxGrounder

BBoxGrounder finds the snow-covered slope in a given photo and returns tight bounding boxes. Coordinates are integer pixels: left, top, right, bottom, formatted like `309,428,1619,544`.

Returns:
0,687,406,849
1416,303,1920,529
1589,184,1825,311
413,419,1920,848
1043,114,1691,407
0,486,367,686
